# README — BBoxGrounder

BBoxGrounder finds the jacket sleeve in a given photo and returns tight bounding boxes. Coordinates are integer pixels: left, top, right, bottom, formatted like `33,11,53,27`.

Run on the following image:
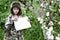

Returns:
5,15,13,29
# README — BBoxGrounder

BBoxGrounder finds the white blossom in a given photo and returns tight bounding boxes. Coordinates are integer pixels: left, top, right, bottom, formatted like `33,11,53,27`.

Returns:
40,18,43,24
46,26,54,39
58,22,60,25
51,1,54,3
46,26,53,35
47,35,54,39
46,12,49,16
50,35,54,39
37,17,43,24
56,34,60,40
41,3,44,7
56,36,60,40
48,26,53,32
54,20,57,22
46,3,48,6
41,25,48,30
58,34,60,37
59,9,60,12
59,4,60,7
37,17,40,21
48,21,54,26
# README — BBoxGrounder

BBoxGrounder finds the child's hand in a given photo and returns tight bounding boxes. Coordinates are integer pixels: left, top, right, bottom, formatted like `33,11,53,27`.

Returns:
12,16,18,21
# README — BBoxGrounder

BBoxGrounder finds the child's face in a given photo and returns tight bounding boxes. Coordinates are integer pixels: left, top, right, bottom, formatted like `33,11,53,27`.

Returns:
13,7,19,15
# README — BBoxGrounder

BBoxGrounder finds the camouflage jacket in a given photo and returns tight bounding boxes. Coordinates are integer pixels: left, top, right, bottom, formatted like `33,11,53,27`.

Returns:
4,14,24,40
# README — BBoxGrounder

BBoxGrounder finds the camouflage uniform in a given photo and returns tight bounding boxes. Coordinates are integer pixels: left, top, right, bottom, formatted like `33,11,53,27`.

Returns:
4,14,24,40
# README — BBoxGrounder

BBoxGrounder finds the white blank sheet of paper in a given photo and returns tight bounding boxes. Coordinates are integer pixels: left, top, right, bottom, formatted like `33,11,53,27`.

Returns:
14,16,31,31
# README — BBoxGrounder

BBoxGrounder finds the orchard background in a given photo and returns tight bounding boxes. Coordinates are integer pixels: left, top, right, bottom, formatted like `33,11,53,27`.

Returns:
0,0,60,40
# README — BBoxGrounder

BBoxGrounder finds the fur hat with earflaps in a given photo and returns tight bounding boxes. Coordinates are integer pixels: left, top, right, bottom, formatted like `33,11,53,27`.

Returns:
10,1,22,15
11,1,21,8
